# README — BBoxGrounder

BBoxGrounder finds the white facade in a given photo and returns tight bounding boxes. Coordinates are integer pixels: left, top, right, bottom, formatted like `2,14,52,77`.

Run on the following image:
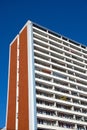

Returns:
32,23,87,130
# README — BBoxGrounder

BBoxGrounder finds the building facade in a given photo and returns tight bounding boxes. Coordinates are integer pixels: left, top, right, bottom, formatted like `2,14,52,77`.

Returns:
6,20,87,130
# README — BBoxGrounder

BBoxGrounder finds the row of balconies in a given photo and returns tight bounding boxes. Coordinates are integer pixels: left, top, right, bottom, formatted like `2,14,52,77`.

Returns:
34,57,86,78
36,84,87,102
34,56,87,81
37,109,87,123
33,38,87,69
36,70,87,95
36,89,87,107
34,42,86,65
33,36,87,65
36,94,87,110
35,70,87,92
37,113,87,126
35,78,87,102
37,102,87,118
34,50,87,74
34,43,87,68
37,118,86,130
37,119,75,129
43,86,87,100
34,44,86,71
33,27,87,56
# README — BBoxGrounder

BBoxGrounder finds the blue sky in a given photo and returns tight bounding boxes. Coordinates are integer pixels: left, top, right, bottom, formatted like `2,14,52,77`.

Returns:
0,0,87,128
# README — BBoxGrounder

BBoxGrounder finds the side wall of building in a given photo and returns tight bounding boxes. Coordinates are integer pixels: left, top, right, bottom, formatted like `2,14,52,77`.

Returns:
6,25,29,130
6,21,37,130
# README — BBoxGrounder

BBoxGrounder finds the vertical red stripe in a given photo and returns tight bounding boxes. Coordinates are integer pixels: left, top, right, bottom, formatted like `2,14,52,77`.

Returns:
6,39,17,130
18,26,29,130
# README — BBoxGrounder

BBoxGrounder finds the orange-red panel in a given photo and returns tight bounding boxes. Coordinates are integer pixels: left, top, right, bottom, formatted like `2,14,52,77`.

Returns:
6,39,17,130
18,26,29,130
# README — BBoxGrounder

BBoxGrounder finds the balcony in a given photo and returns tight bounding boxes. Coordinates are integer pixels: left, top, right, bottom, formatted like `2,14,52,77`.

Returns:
55,95,71,102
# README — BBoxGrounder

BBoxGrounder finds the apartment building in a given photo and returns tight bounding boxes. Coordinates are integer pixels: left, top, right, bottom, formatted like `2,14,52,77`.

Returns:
6,20,87,130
